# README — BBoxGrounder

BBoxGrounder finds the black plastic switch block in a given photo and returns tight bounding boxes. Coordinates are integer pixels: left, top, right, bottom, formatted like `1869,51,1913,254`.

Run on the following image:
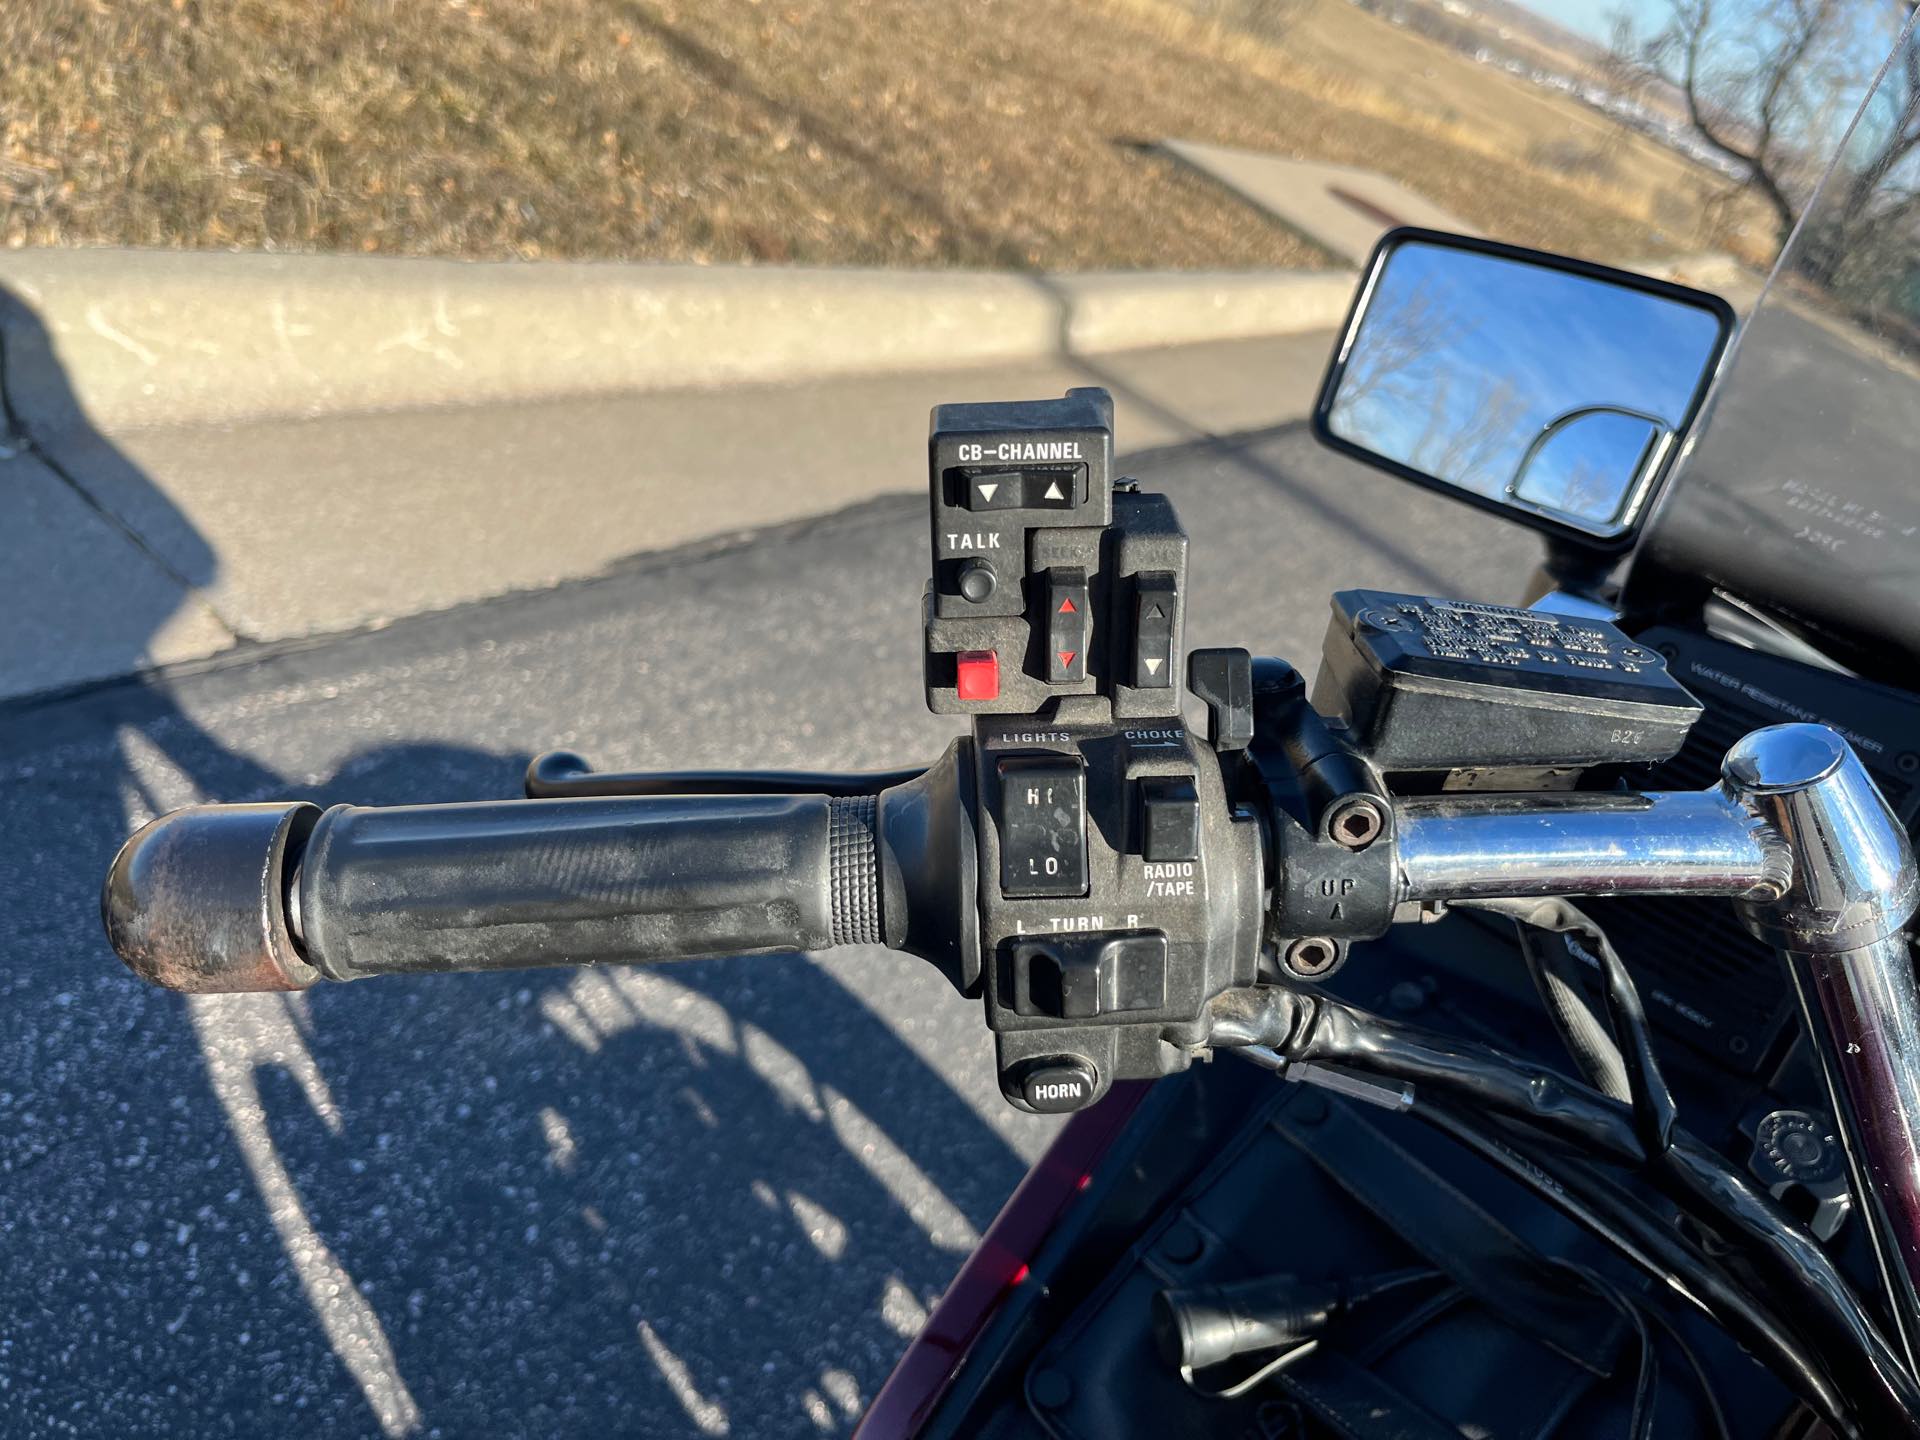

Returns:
1047,568,1089,684
1139,776,1200,863
1133,573,1176,688
999,754,1088,898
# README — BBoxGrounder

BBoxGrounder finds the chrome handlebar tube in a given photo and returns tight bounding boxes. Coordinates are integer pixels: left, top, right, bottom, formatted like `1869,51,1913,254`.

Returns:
1390,723,1920,1367
1395,787,1790,904
1720,726,1920,1369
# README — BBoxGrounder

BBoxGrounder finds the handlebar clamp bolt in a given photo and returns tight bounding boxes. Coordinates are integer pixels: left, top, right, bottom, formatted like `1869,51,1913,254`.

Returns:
1283,936,1341,979
1327,795,1386,852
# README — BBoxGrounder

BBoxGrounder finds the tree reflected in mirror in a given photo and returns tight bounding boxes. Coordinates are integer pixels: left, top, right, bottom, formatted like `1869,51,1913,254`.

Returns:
1319,235,1730,541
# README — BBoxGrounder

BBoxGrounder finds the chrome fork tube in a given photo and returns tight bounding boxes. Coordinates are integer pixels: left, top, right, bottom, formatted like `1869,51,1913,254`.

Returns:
1723,725,1920,1368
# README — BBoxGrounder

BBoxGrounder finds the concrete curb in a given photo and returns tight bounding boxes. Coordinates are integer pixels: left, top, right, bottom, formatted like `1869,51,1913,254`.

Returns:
0,249,1357,436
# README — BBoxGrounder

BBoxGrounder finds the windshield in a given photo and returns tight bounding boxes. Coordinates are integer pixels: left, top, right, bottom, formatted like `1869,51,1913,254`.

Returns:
1631,9,1920,681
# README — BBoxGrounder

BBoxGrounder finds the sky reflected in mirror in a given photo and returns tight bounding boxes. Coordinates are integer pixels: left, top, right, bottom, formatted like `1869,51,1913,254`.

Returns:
1512,408,1668,523
1327,242,1725,532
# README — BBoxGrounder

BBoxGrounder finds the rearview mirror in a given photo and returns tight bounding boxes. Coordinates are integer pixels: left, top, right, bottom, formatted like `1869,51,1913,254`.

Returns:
1312,230,1734,549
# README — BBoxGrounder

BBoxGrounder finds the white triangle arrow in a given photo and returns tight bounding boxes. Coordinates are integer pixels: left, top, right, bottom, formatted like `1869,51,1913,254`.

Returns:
977,481,998,501
1044,480,1065,501
1144,657,1163,675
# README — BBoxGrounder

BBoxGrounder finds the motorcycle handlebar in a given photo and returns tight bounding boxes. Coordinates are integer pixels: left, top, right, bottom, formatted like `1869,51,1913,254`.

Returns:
1392,787,1791,904
105,791,887,992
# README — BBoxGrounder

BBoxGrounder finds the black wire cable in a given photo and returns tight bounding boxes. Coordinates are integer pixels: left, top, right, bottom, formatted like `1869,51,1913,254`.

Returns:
1317,1007,1918,1437
1236,1048,1840,1434
1414,1098,1844,1437
1460,897,1916,1439
523,751,925,798
1644,1298,1734,1440
1567,1262,1731,1440
1517,923,1633,1104
1214,989,1920,1437
1558,1262,1657,1440
1457,897,1677,1159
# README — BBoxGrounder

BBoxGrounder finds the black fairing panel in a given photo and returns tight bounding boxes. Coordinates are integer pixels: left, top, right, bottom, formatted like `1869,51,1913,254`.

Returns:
1623,286,1920,685
1020,1084,1767,1439
925,921,1875,1439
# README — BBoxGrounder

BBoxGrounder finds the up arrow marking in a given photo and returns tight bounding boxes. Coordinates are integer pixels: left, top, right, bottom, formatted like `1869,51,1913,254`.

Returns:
1145,602,1168,620
977,481,998,501
1057,595,1077,614
1044,480,1065,501
1144,657,1163,675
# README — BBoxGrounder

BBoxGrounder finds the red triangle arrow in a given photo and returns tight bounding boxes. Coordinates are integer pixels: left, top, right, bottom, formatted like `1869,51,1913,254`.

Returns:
1057,651,1077,668
1057,596,1077,614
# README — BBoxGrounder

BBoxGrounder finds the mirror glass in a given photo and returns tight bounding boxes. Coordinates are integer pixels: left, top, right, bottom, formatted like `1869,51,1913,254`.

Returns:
1319,237,1729,541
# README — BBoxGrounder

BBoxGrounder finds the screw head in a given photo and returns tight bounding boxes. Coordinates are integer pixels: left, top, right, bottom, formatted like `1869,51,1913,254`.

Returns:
1283,936,1339,978
1327,795,1384,851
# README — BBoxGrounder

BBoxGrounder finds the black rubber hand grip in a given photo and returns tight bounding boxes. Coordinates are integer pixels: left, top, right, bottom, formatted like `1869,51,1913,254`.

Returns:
294,793,878,980
105,741,976,994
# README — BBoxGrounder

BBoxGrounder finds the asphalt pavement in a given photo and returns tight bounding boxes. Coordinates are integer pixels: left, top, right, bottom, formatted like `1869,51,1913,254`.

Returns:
0,421,1534,1438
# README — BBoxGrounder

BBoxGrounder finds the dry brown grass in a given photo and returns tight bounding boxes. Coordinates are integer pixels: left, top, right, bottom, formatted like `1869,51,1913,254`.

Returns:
0,0,1761,269
1139,0,1776,264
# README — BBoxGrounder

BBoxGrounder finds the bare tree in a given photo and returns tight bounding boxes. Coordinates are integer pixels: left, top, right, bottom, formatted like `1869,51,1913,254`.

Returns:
1419,376,1530,493
1620,0,1918,261
1331,276,1459,421
1800,18,1920,296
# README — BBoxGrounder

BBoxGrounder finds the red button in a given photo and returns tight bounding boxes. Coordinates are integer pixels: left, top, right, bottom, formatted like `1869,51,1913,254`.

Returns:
956,650,999,702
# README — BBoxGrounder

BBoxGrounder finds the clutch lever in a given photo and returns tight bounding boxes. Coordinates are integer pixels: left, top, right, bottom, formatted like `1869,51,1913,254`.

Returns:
524,750,926,799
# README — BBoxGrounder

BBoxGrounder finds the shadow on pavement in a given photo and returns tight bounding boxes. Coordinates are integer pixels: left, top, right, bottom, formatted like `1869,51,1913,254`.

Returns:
5,709,1028,1437
0,286,1027,1435
0,283,277,795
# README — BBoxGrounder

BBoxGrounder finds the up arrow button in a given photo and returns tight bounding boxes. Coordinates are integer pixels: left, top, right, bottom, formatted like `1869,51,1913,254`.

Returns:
1028,468,1080,510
